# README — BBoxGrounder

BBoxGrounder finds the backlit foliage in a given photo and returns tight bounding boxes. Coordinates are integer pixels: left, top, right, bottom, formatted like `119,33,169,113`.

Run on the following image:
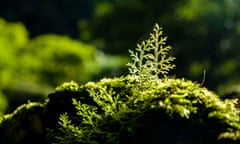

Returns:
53,76,240,144
127,23,175,85
52,24,240,144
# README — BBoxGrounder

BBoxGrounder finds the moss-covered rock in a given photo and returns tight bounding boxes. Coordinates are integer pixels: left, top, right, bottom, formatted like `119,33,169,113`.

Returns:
0,76,240,144
52,76,240,144
0,102,45,144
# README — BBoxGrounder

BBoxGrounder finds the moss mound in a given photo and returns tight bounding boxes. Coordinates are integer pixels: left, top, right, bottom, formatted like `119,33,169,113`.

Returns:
0,76,240,144
0,102,45,144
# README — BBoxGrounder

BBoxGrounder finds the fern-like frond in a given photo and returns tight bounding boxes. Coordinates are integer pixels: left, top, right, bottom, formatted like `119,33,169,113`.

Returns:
127,23,175,85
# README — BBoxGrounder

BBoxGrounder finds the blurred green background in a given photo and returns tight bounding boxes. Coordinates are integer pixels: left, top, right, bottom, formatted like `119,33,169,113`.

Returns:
0,0,240,115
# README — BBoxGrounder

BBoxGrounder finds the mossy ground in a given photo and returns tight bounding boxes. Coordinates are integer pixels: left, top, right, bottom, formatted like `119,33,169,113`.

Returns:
0,76,239,144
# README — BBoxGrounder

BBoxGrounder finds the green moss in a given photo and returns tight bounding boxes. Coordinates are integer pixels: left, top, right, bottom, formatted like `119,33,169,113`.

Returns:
1,23,240,144
0,102,44,144
52,76,240,144
55,81,80,92
0,77,240,144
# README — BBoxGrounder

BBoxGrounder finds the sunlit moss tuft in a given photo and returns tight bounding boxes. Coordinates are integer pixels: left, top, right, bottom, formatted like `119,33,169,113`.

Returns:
53,76,240,144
